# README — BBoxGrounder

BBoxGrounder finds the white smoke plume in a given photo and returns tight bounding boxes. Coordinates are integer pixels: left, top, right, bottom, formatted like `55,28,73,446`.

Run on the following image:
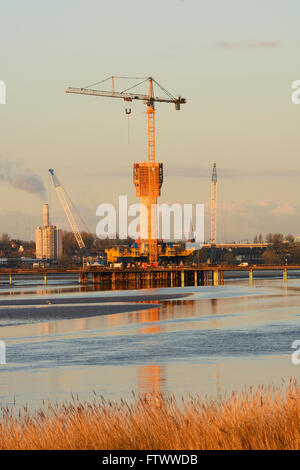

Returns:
0,160,45,197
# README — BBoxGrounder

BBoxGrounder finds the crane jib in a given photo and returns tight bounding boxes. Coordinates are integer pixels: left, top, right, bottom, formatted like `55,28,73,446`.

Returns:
66,87,186,106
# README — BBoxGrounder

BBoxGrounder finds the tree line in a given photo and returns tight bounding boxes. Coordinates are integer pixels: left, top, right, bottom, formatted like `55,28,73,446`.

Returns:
253,233,294,244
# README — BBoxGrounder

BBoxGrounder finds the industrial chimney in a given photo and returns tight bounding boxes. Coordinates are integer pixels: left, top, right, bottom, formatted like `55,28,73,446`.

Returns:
43,203,49,227
36,203,62,260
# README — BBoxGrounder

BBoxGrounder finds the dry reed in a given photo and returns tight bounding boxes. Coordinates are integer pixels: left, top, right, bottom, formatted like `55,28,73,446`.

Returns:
0,379,299,450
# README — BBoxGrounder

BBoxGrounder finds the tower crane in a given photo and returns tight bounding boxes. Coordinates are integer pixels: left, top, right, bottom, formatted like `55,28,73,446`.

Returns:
66,76,186,264
48,168,88,257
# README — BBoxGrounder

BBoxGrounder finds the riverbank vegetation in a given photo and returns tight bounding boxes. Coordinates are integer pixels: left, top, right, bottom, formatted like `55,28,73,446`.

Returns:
0,380,299,450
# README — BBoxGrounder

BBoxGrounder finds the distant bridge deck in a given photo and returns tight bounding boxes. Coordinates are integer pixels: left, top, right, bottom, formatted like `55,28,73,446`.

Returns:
0,265,299,287
1,264,300,272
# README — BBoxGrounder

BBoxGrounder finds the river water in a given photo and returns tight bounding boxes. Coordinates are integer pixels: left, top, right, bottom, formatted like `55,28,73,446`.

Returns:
0,273,299,408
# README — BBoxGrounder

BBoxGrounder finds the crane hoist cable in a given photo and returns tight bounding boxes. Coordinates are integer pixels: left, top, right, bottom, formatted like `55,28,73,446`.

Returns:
125,108,131,144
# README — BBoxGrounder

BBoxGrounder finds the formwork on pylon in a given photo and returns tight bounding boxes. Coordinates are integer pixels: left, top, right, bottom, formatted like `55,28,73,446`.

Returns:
133,162,163,263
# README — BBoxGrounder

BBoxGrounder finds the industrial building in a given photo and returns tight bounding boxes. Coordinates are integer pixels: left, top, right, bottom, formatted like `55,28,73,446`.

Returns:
36,204,62,260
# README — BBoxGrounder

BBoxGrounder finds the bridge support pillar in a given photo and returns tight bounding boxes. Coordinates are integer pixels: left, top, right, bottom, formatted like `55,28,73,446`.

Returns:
92,273,101,284
79,272,88,284
213,270,219,286
249,269,253,285
283,268,287,283
111,272,116,289
181,271,185,287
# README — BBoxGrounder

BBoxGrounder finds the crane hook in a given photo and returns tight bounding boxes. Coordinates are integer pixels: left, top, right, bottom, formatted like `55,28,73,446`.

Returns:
125,108,132,144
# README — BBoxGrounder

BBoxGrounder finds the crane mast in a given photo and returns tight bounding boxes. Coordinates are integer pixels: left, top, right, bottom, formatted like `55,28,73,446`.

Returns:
147,78,155,163
48,169,86,253
66,76,186,264
211,163,218,245
144,78,158,263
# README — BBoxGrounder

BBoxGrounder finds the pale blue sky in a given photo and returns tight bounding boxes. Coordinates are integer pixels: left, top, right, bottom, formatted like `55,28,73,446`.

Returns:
0,0,299,241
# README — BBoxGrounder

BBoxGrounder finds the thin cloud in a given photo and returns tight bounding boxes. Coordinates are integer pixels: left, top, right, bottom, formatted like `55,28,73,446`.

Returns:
212,41,280,49
220,200,298,218
272,203,296,216
166,167,299,179
87,166,299,180
162,166,239,178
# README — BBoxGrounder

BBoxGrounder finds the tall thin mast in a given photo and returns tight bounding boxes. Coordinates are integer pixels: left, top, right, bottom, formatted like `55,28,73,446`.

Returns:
211,163,218,244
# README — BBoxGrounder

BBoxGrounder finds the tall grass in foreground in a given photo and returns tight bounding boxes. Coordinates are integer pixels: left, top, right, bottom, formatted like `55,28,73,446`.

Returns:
0,380,300,450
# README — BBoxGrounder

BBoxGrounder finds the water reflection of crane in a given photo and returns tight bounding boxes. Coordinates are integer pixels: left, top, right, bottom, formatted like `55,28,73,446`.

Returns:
210,298,222,400
40,301,166,393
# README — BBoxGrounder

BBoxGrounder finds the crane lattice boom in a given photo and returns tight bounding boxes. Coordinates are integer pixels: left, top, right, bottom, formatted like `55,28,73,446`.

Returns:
49,169,86,251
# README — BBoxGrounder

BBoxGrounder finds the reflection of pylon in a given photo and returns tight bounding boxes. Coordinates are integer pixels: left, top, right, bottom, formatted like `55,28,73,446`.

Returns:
139,305,161,334
211,163,217,244
139,365,163,393
210,298,222,400
138,306,165,392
